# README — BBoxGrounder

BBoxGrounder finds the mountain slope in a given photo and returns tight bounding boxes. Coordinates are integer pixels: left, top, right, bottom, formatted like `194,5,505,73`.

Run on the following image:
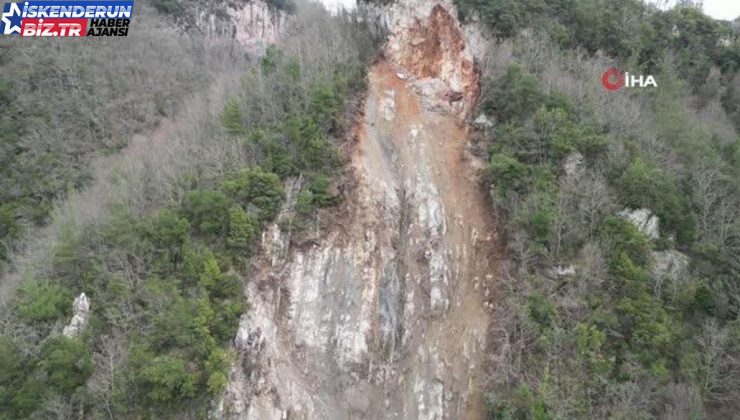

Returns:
221,2,501,418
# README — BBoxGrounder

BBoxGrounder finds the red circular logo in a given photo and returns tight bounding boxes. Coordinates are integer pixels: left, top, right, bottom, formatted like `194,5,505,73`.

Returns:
601,67,624,91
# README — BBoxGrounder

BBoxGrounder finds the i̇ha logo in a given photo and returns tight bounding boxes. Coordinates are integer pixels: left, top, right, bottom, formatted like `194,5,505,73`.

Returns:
601,67,657,91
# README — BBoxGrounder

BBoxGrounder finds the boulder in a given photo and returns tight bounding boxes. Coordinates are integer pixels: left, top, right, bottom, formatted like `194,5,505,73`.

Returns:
472,113,494,129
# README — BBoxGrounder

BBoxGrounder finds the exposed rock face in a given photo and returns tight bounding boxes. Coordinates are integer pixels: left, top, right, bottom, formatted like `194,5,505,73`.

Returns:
62,293,90,337
619,208,660,239
472,113,494,130
229,1,289,55
360,0,487,117
184,0,289,55
220,2,499,419
562,152,584,176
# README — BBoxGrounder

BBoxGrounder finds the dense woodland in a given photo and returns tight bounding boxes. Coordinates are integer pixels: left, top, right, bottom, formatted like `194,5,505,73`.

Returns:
0,2,375,417
454,0,740,418
0,0,738,418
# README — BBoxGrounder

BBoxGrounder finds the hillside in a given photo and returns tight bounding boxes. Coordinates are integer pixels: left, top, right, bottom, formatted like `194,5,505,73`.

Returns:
1,0,739,419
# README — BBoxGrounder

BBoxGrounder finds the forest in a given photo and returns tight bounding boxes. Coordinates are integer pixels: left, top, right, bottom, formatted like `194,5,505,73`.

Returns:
0,1,376,417
455,0,740,417
0,0,738,418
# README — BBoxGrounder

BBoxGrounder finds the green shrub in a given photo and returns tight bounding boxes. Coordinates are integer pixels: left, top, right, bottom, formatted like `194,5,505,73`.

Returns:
533,107,574,161
40,336,93,395
528,294,556,327
135,355,197,405
222,168,284,221
227,205,259,250
221,99,245,136
260,45,283,75
146,210,190,251
0,336,22,384
210,273,242,301
690,282,716,317
182,190,231,236
149,294,197,349
308,174,336,207
0,335,35,418
17,281,71,322
492,122,539,163
283,118,338,172
618,295,675,365
616,158,696,244
616,158,662,210
528,207,554,247
489,153,528,196
309,84,341,132
198,251,221,290
601,216,651,267
457,0,523,38
204,348,233,395
572,131,608,161
575,323,612,375
486,64,541,123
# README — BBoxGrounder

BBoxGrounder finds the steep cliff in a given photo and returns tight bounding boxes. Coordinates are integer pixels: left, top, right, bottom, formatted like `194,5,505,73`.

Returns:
180,0,290,55
220,1,501,418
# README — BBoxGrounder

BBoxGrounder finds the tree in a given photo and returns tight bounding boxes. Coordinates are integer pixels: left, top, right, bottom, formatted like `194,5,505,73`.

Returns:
457,0,523,38
135,355,197,405
146,210,190,261
40,336,93,395
617,158,696,244
486,64,542,122
181,190,231,236
227,205,259,250
16,281,71,322
221,99,245,136
489,153,528,197
309,84,340,132
222,168,284,221
198,251,221,290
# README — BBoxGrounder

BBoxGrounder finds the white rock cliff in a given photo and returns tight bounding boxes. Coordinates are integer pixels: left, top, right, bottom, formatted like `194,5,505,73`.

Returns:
219,1,500,419
62,293,90,337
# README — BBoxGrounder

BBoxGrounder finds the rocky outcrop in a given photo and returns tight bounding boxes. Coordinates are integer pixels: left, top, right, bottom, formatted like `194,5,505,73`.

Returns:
472,113,494,130
562,152,584,176
360,0,486,117
619,208,660,239
62,293,90,337
182,0,290,55
220,2,498,419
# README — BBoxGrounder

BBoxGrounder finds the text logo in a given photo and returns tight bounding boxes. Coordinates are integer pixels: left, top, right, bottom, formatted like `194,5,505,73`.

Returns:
1,1,134,37
601,67,657,91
